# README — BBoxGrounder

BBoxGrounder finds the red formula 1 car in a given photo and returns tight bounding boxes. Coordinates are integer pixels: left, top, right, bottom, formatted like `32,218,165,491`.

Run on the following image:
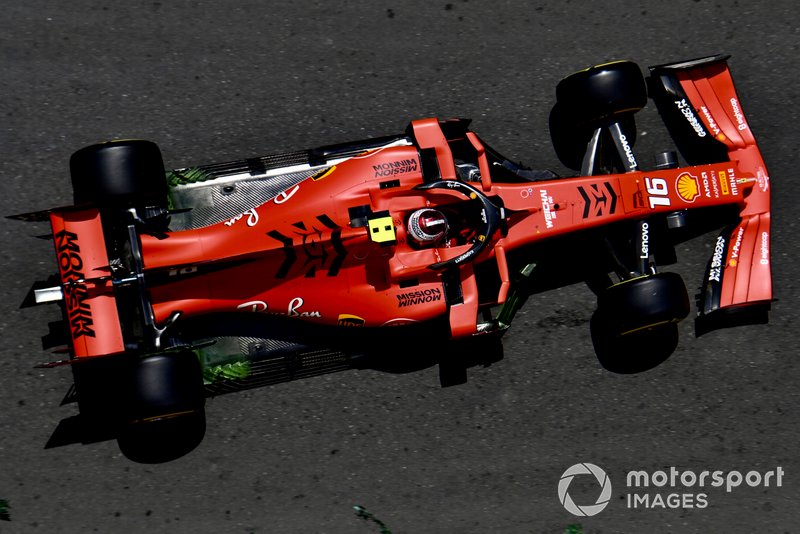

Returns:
14,55,771,462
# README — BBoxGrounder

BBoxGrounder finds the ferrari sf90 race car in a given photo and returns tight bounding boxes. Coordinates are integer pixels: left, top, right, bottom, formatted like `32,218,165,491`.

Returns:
13,55,771,462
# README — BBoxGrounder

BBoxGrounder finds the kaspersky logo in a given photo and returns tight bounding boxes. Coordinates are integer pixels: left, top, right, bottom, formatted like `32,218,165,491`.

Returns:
676,172,700,203
558,463,612,517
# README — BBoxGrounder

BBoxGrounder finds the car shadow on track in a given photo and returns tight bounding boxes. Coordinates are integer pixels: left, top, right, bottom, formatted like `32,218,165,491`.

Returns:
43,332,505,457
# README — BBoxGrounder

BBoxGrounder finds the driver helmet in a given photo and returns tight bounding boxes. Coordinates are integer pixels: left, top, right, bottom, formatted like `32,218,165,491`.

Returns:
407,208,448,244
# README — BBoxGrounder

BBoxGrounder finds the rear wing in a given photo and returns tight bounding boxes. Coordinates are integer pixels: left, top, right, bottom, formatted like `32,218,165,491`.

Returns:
649,56,771,333
49,208,125,357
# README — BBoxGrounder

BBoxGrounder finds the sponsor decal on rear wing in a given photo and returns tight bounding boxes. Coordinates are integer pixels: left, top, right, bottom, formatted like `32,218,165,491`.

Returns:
49,208,125,357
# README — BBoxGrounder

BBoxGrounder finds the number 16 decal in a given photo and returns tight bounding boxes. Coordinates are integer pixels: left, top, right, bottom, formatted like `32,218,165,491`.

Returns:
645,177,671,208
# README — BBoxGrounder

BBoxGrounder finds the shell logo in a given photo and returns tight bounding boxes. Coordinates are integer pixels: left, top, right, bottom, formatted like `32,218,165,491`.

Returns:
676,173,700,203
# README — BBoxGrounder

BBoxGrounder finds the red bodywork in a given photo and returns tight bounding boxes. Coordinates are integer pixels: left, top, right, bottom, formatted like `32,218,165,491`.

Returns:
675,62,771,308
47,58,771,359
49,209,125,357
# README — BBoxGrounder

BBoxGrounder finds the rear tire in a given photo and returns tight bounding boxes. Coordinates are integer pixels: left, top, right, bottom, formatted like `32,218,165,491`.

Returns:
117,411,206,464
70,140,168,209
116,352,206,463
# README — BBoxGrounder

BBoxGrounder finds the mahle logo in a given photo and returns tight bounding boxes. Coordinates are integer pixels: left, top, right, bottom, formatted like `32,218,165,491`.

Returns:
558,463,612,517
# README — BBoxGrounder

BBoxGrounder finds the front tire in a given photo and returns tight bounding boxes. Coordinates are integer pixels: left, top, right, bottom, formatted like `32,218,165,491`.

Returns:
550,61,646,171
591,272,689,373
595,272,690,336
555,61,647,126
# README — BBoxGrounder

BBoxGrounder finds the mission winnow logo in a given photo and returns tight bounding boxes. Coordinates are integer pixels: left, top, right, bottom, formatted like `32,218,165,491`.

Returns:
558,462,785,516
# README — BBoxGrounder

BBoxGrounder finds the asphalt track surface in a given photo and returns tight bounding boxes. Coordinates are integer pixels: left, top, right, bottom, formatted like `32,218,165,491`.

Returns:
1,1,798,533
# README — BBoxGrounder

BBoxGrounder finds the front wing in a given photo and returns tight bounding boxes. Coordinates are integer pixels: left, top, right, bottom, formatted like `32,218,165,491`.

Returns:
649,55,771,331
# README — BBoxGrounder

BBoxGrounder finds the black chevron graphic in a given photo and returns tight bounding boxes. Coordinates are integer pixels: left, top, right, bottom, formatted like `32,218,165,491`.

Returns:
267,230,296,279
577,181,618,219
266,214,347,278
